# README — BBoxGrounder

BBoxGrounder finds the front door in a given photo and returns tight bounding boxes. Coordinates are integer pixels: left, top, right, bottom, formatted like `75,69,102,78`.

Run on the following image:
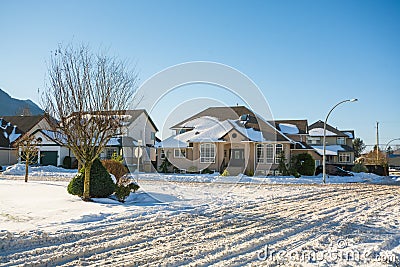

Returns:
230,149,245,167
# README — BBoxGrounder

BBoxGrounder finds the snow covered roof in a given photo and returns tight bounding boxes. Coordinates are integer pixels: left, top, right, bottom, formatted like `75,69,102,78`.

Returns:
0,118,24,147
170,106,292,143
308,128,337,137
1,115,47,133
343,131,354,139
308,120,349,137
70,109,158,132
274,120,308,134
311,145,353,156
156,116,268,148
107,136,139,147
278,123,299,134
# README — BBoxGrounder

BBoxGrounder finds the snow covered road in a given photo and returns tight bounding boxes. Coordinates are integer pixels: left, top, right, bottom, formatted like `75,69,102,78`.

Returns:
1,180,400,266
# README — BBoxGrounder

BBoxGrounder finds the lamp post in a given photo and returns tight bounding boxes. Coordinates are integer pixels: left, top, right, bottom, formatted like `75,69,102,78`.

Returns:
323,98,358,183
384,138,400,154
384,138,400,172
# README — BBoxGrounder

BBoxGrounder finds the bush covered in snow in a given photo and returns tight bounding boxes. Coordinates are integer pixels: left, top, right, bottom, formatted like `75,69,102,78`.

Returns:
114,176,140,202
115,184,131,203
67,159,116,198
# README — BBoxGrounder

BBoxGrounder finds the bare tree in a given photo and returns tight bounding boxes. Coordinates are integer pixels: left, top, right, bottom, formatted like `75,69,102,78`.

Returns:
16,135,41,183
42,44,138,201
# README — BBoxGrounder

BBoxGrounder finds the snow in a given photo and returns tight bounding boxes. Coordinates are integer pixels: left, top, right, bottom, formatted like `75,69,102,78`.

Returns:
311,145,347,156
156,116,265,148
189,119,233,142
1,171,399,266
2,164,77,178
1,121,21,143
41,130,68,144
344,131,354,138
7,126,21,143
106,137,121,146
309,127,337,137
279,123,299,134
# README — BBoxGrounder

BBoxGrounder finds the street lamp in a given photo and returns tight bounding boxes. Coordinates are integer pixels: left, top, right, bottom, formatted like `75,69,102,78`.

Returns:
384,138,400,172
384,138,400,153
323,98,358,183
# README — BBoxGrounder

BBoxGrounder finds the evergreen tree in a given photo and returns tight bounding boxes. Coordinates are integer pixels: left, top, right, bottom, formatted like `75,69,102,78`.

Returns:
277,152,289,176
353,138,366,158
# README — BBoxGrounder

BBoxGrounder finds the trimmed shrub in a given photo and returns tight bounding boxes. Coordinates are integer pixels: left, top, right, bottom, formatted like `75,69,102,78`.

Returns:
67,173,84,196
277,152,290,176
290,153,315,176
67,158,115,198
115,185,131,203
352,163,368,173
129,182,140,192
101,159,128,183
115,176,140,202
159,157,172,173
188,166,198,173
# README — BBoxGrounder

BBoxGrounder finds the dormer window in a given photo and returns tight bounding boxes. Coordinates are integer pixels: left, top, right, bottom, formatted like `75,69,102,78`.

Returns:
337,137,345,145
240,114,249,121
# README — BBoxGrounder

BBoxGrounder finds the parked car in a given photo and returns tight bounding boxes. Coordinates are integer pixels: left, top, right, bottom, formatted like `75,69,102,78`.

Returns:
315,165,354,176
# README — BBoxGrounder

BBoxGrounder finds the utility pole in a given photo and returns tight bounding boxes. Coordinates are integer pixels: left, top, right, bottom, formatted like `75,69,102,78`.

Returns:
376,121,379,163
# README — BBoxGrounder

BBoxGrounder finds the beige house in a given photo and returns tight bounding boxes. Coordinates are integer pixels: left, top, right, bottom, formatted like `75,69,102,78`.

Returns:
275,119,356,170
156,106,295,175
305,120,355,169
0,111,158,170
98,109,158,172
0,115,54,166
0,117,23,165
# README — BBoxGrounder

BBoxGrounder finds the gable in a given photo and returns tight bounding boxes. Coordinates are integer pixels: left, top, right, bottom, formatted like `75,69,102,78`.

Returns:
308,120,348,137
1,115,49,134
30,129,62,146
171,106,255,129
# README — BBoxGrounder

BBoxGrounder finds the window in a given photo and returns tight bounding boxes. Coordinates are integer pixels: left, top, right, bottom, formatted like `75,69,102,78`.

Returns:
256,144,264,163
339,153,351,163
307,137,321,145
200,143,215,163
234,150,241,159
315,160,321,167
160,149,165,159
174,149,186,158
106,148,117,159
337,137,345,145
151,132,156,141
275,144,283,164
266,144,274,163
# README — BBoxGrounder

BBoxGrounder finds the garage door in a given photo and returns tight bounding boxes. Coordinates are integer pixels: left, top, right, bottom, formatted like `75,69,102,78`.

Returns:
40,151,58,166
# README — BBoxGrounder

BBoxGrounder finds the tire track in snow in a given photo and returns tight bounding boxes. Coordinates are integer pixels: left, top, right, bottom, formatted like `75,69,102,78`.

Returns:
1,184,399,267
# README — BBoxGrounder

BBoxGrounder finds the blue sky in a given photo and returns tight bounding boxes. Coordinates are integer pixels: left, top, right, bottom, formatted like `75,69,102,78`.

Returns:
0,0,399,149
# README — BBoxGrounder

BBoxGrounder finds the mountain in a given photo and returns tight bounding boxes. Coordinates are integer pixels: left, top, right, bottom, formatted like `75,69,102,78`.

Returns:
0,88,43,116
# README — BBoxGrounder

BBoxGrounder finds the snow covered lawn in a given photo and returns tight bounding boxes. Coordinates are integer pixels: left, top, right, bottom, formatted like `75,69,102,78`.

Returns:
1,175,400,266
